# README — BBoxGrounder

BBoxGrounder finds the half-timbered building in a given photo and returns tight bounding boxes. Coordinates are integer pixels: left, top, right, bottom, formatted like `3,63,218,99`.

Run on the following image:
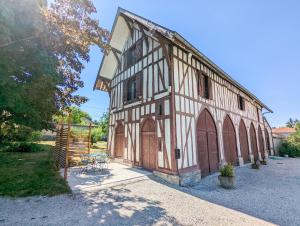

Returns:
94,8,274,185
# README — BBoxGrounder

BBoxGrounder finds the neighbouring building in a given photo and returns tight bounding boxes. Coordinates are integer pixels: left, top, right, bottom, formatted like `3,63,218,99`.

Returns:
94,8,274,185
272,127,296,154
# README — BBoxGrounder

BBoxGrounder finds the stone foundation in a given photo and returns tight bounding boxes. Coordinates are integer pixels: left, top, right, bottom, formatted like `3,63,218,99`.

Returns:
154,169,202,186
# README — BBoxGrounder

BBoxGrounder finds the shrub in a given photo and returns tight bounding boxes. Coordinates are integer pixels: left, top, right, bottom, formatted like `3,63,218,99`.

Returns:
219,164,234,177
3,142,45,153
279,141,300,157
0,124,42,143
91,128,102,144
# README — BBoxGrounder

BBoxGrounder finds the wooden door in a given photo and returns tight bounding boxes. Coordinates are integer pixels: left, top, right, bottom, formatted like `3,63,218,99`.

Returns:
250,123,259,161
141,119,157,171
223,115,238,166
239,120,250,163
114,124,124,158
265,129,271,155
197,109,219,177
258,126,265,159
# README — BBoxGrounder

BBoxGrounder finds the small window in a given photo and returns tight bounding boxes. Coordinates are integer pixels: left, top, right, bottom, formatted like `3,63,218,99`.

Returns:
123,72,142,104
156,102,164,117
196,70,212,100
204,75,210,99
238,95,245,111
127,79,137,101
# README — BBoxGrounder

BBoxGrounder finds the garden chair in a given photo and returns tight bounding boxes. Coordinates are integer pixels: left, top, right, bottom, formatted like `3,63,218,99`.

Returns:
79,154,93,173
95,153,108,171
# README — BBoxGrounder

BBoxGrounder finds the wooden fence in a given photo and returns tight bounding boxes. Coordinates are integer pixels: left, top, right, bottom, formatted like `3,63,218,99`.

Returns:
54,119,93,179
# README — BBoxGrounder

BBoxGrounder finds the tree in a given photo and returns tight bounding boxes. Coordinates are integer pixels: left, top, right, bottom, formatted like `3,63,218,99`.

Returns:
53,107,92,125
0,0,110,136
91,112,109,143
286,118,299,128
0,0,59,132
42,0,110,109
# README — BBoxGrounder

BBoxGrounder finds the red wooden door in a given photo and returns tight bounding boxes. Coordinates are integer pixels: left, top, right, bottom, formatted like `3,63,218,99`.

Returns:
223,116,238,166
258,126,265,159
142,119,157,171
239,120,250,163
115,124,124,158
265,129,271,155
250,124,259,161
196,109,219,177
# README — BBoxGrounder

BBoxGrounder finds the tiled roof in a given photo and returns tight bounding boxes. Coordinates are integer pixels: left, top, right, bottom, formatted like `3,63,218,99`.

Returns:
272,127,296,134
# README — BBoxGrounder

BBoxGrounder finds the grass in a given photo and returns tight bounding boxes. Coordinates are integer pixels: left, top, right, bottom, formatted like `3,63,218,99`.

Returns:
0,143,71,197
91,141,107,154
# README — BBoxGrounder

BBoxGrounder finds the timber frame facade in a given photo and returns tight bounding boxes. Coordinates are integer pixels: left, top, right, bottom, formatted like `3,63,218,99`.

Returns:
94,8,274,185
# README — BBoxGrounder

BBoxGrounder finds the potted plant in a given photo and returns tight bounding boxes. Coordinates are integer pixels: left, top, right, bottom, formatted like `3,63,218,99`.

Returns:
251,160,261,169
218,164,235,189
260,157,267,165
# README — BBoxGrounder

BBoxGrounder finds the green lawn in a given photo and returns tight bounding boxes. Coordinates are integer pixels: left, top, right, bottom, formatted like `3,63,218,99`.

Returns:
91,141,107,154
0,144,70,197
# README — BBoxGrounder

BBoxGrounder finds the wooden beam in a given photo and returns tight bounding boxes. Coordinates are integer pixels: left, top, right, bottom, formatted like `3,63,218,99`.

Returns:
136,22,149,51
111,48,121,71
156,33,171,68
111,46,122,55
120,13,133,37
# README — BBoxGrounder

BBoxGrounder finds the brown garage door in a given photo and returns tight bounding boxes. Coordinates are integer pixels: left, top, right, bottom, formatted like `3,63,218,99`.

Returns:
223,115,238,166
239,120,250,163
141,118,157,171
197,109,219,177
115,124,125,158
250,123,259,161
265,129,271,155
258,125,265,160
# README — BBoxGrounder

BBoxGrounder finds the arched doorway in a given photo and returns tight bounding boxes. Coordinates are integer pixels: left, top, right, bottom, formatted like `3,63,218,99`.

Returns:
258,125,265,160
114,123,125,158
223,115,238,165
196,109,219,177
239,120,250,163
141,118,157,171
265,129,271,155
250,123,259,161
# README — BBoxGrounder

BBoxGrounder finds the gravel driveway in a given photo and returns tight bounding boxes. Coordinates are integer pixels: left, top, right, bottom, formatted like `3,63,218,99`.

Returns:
1,158,299,226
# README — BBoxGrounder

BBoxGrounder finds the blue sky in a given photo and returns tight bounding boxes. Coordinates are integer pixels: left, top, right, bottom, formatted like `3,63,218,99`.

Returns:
78,0,300,127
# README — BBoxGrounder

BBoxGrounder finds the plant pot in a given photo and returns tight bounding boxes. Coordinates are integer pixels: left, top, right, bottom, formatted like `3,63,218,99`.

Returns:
260,160,267,165
252,163,260,169
218,175,235,189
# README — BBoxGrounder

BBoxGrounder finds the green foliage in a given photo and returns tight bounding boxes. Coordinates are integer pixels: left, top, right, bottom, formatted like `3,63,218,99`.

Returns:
0,124,42,143
53,107,92,125
91,112,109,144
1,142,46,153
0,0,110,137
91,128,102,144
279,126,300,157
219,164,234,177
0,144,70,197
286,118,299,128
279,129,300,157
0,0,59,131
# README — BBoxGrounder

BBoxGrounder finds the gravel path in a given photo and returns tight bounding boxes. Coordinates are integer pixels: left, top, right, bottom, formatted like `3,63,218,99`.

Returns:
1,158,299,226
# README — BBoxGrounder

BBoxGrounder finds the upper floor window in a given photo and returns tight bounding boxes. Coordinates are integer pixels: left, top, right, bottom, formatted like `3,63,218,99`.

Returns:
238,95,245,111
197,70,212,100
123,39,143,69
127,79,137,101
123,72,142,103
